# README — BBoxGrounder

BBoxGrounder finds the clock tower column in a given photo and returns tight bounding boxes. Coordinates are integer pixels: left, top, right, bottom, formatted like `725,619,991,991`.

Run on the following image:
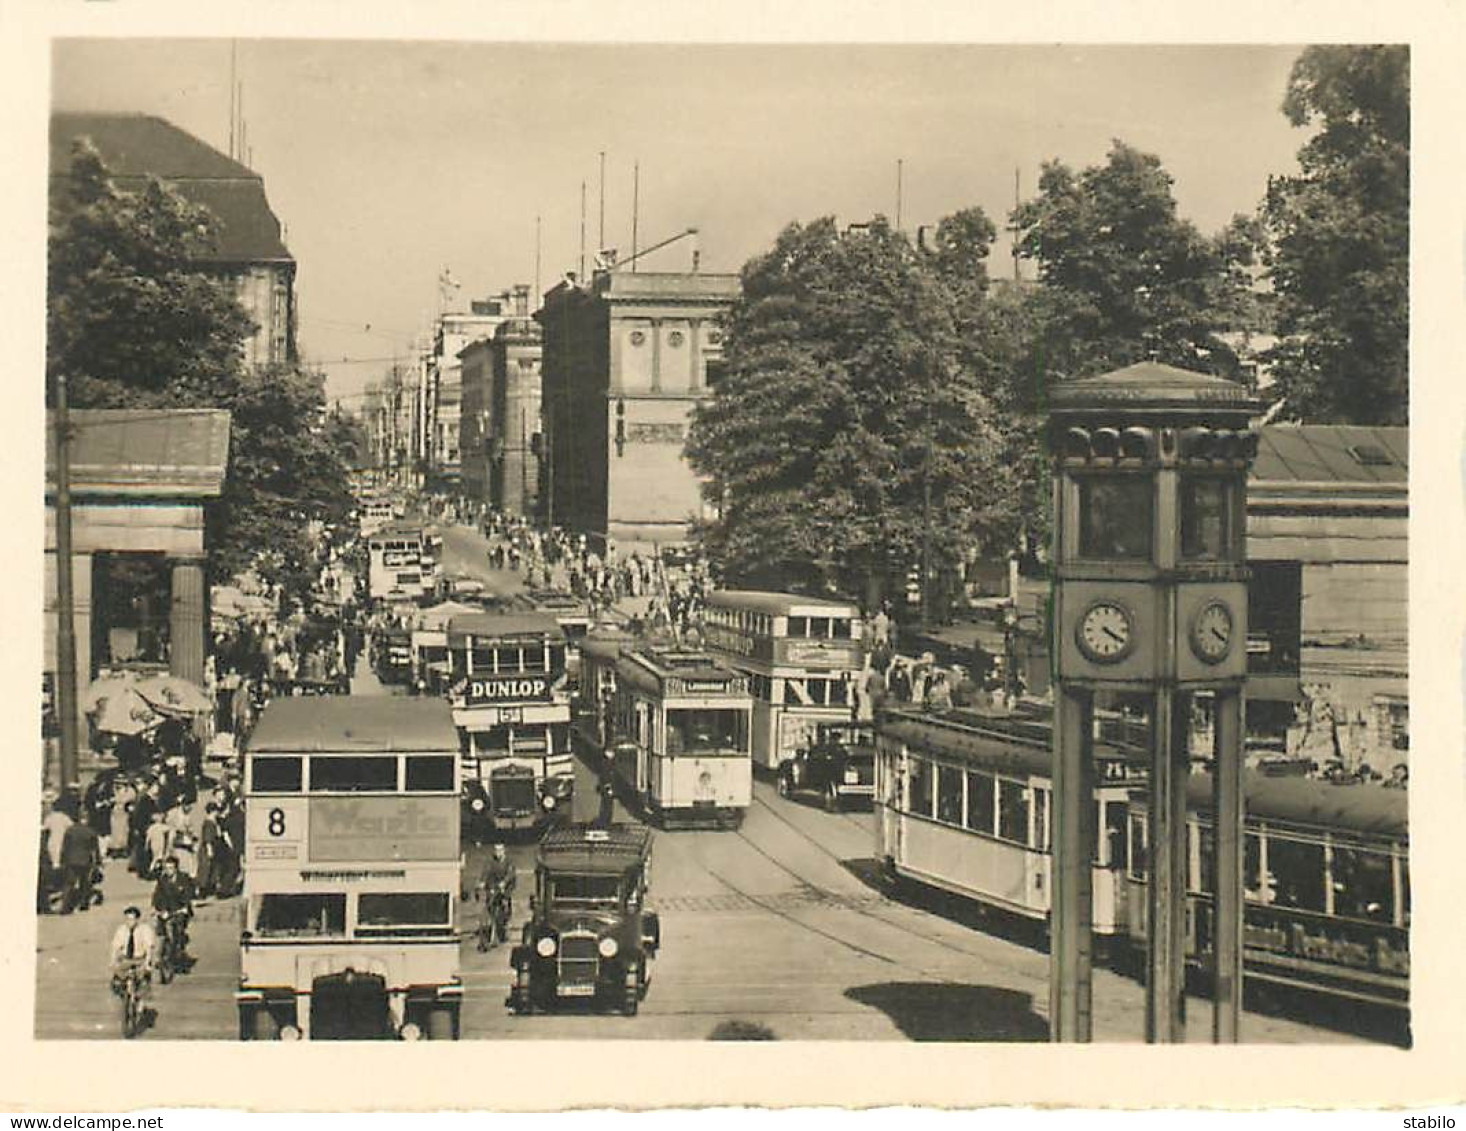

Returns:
1046,362,1260,1043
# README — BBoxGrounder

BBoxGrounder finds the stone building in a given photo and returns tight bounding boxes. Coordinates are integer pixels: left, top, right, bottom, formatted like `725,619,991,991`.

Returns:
537,269,739,551
50,112,296,368
461,286,541,516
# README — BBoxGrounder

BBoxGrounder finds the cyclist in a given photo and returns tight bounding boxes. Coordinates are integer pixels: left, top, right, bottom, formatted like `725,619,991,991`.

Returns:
109,905,157,1001
477,844,516,946
151,855,197,967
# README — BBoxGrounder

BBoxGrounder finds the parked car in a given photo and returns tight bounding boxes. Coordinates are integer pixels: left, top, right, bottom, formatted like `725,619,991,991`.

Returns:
775,722,877,811
507,824,659,1016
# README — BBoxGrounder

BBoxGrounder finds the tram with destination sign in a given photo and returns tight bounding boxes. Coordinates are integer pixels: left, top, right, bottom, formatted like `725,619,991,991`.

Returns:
367,521,435,603
702,591,866,772
447,612,574,837
601,645,754,829
237,696,464,1041
1122,773,1409,1009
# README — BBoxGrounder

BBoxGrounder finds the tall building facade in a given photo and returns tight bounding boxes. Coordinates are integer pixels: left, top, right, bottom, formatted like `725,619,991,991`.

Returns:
50,112,296,368
461,286,541,516
538,269,739,551
425,299,517,493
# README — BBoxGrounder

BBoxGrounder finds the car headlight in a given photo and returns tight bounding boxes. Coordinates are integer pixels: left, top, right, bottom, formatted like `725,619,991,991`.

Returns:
470,798,485,811
541,794,556,810
280,1025,302,1042
399,1021,422,1041
535,935,557,958
597,936,619,958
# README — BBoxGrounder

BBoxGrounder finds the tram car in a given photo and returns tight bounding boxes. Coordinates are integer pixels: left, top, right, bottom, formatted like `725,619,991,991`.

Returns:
875,704,1142,939
1122,773,1409,1009
602,645,754,829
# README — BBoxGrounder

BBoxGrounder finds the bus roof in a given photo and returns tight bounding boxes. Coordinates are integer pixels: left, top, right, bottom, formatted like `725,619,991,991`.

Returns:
248,696,460,753
1174,772,1409,840
538,824,653,874
447,611,565,641
707,590,860,617
616,646,746,692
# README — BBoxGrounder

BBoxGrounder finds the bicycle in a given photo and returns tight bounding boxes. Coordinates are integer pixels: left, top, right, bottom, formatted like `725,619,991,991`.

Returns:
114,963,147,1039
154,910,189,984
476,885,512,952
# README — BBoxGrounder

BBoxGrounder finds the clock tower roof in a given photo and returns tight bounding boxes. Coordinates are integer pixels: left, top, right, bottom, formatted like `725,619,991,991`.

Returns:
1051,362,1261,419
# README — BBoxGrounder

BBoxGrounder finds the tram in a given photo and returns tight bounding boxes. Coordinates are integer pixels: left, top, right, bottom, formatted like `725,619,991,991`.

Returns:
595,644,754,829
875,704,1142,938
1122,773,1409,1009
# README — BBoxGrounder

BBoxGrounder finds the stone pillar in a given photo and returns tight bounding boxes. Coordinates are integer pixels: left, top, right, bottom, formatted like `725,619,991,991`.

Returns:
169,556,207,685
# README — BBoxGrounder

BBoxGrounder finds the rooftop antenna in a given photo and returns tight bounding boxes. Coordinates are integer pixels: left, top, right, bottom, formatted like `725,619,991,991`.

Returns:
895,158,904,232
598,150,606,251
631,161,640,274
228,42,237,158
579,180,587,281
534,214,542,302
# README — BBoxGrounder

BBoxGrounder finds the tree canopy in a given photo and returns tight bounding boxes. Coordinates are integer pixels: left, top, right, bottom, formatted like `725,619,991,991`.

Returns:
1262,45,1409,425
48,141,356,605
686,215,1022,611
1011,140,1262,382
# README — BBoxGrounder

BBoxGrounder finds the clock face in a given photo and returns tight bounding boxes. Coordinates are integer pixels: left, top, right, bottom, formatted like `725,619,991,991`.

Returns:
1076,601,1135,663
1191,600,1234,664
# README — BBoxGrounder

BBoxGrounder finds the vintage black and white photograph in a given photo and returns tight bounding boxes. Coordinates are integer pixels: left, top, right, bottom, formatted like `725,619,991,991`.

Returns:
31,32,1419,1070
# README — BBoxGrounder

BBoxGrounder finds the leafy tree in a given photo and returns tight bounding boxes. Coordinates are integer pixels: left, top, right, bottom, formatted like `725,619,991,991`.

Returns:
1011,140,1261,381
48,141,355,604
687,216,1020,613
1262,46,1408,425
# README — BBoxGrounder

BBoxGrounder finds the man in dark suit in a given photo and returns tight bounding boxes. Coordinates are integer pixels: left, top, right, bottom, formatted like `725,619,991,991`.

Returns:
59,818,102,913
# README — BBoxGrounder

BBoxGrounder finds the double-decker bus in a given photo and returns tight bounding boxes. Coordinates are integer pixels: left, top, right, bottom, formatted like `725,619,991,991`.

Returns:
237,697,464,1041
702,591,866,772
875,704,1142,940
1122,772,1409,1009
447,611,574,834
604,645,753,829
367,521,433,602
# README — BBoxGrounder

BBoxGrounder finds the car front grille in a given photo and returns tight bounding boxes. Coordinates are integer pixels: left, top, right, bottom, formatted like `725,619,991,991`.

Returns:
558,931,599,985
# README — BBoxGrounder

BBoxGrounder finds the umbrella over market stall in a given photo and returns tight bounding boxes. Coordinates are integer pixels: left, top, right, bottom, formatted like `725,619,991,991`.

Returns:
82,674,166,737
134,673,212,717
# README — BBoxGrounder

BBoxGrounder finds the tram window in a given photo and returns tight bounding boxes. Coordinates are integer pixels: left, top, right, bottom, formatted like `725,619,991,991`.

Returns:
1244,833,1264,900
1181,478,1232,560
1078,477,1152,560
1128,814,1148,880
908,758,933,817
251,756,302,793
832,619,852,639
357,893,450,930
965,771,995,834
998,779,1028,843
936,765,963,825
310,756,399,792
1330,846,1394,923
255,893,346,938
666,708,746,755
405,755,456,791
788,617,808,638
1266,836,1326,913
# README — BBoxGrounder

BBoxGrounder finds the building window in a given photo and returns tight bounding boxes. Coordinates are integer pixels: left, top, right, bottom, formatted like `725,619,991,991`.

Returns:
1180,478,1232,559
1077,477,1152,560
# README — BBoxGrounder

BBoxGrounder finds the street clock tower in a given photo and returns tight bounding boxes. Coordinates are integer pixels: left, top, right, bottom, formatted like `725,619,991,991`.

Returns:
1045,361,1261,1043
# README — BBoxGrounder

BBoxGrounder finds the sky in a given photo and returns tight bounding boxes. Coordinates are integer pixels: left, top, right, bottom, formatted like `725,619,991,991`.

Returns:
50,40,1309,407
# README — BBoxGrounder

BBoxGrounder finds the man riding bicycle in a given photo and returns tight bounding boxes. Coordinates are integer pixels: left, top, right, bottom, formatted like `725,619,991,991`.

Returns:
151,855,197,966
476,844,516,946
109,905,157,998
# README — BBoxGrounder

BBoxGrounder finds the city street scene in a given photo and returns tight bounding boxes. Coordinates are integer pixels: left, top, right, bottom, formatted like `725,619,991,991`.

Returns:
39,41,1408,1047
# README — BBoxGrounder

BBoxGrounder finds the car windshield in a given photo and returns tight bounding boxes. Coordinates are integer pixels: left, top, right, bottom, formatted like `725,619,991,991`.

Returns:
547,873,622,907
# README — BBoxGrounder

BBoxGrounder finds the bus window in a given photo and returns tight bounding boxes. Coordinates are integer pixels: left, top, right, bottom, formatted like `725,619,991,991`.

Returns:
252,756,303,793
357,893,451,933
965,771,994,834
310,756,399,792
1330,845,1394,923
998,779,1027,844
908,757,933,818
787,616,807,638
255,893,346,938
832,619,852,639
936,765,963,825
1266,836,1326,913
473,727,511,755
666,708,746,755
405,755,456,791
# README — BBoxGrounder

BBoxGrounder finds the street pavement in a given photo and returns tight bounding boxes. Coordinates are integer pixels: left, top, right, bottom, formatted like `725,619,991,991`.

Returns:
31,520,1407,1043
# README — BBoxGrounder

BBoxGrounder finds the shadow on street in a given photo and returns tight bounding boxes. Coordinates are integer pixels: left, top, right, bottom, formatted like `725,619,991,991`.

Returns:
845,981,1048,1041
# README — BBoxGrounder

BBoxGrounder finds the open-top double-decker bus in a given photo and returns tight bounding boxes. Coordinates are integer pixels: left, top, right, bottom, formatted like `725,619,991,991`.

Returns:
604,645,754,829
447,611,574,836
237,696,464,1040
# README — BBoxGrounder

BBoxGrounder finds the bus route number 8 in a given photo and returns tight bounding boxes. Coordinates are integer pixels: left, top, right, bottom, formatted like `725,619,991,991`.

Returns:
268,807,287,837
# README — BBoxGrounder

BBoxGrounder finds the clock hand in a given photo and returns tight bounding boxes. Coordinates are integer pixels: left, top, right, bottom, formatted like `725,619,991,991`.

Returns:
1210,627,1227,644
1102,626,1124,644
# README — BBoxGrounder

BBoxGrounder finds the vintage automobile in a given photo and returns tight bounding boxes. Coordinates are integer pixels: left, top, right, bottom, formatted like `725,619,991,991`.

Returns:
775,721,877,811
507,824,659,1016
